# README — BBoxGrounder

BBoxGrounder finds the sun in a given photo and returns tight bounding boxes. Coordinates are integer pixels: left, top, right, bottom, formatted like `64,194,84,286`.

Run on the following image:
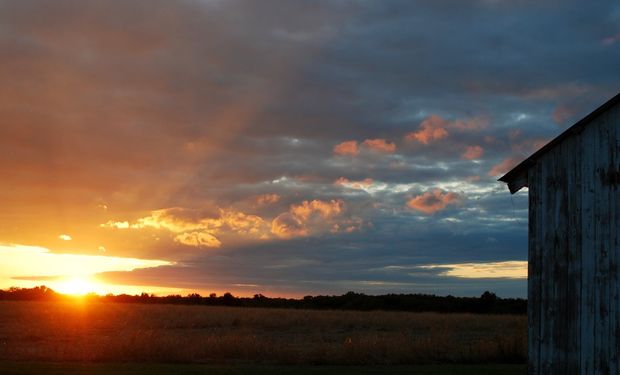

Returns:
54,277,102,296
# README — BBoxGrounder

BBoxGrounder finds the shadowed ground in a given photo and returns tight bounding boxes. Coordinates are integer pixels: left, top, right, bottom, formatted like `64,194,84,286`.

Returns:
0,362,526,375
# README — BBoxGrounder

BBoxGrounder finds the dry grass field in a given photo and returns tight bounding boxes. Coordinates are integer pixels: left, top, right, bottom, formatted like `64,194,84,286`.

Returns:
0,300,526,365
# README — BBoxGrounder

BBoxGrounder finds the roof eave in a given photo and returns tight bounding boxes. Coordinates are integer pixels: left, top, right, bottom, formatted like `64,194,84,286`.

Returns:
498,91,620,193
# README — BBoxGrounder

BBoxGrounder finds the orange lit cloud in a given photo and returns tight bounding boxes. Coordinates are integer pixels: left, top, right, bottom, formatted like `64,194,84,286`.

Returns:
405,115,488,144
362,139,396,153
271,213,308,239
335,177,374,190
451,117,489,131
333,140,359,156
255,194,280,206
174,232,221,248
103,207,268,248
405,115,449,144
461,145,484,160
488,157,521,177
271,199,361,239
290,199,343,221
407,189,463,214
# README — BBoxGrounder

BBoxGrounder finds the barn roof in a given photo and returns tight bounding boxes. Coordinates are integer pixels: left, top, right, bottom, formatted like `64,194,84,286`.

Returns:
499,91,620,194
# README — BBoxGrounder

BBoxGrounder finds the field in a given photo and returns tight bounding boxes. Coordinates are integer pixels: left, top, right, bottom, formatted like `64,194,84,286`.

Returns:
0,300,526,372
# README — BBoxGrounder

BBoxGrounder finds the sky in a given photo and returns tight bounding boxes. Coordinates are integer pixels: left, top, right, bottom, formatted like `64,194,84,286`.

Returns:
1,0,619,298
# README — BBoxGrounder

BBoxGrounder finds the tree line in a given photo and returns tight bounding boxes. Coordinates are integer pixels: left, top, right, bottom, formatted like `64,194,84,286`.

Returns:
0,286,526,315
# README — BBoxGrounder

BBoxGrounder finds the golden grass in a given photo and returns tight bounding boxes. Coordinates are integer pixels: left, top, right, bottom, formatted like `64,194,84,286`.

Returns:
0,301,526,364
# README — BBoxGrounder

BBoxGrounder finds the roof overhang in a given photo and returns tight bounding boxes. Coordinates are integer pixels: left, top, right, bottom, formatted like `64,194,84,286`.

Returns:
499,91,620,194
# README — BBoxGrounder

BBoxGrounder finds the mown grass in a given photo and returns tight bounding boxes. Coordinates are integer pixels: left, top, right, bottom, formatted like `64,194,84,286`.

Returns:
0,301,526,365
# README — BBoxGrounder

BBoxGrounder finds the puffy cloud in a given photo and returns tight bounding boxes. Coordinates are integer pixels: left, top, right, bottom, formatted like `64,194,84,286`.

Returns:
290,199,343,221
218,210,266,236
405,115,449,144
271,199,361,239
488,157,522,177
362,138,396,153
461,145,484,160
133,209,205,233
407,189,464,215
58,234,72,241
333,141,359,156
271,213,307,239
103,207,268,248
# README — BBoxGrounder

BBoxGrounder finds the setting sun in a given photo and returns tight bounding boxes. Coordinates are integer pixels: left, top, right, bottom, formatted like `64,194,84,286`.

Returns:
54,277,103,296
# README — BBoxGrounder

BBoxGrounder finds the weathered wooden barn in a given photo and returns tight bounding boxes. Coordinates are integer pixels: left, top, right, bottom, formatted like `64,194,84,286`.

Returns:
500,92,620,374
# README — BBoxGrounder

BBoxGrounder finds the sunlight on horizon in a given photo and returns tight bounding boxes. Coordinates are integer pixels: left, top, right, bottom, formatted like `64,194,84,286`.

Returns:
54,277,103,296
0,244,176,296
419,261,528,279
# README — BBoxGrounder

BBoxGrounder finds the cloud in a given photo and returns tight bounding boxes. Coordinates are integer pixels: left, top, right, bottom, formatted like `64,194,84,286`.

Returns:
362,138,396,153
174,232,221,248
552,104,575,125
407,189,464,214
0,0,617,297
271,213,307,239
405,115,489,145
271,199,361,238
488,157,522,177
58,234,72,241
405,115,449,144
290,199,343,221
333,141,359,156
103,207,268,248
419,261,527,279
255,194,280,206
0,244,170,294
461,145,484,160
335,177,374,190
334,139,396,157
100,221,130,229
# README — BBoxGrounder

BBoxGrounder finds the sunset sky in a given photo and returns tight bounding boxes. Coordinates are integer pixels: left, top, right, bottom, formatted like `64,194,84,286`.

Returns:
1,0,619,297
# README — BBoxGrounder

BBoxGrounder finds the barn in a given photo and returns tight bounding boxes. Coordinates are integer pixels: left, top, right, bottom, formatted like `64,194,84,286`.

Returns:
500,92,620,374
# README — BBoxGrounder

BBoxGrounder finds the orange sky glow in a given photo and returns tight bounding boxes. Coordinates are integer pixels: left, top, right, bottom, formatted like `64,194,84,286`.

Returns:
1,0,616,298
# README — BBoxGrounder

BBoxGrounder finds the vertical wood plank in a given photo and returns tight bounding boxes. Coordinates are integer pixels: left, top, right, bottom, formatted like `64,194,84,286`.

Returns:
551,141,568,373
594,114,611,375
564,135,581,374
606,106,620,374
528,163,542,374
539,152,554,373
580,114,596,375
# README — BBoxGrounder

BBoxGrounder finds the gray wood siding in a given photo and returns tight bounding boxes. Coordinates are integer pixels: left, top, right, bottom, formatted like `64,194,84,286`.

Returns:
526,102,620,374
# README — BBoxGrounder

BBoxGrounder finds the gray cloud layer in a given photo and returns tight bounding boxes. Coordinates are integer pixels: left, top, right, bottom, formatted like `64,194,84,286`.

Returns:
1,0,619,297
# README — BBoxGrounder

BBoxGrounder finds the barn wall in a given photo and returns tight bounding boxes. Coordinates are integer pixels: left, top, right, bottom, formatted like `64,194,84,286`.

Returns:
527,102,620,375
